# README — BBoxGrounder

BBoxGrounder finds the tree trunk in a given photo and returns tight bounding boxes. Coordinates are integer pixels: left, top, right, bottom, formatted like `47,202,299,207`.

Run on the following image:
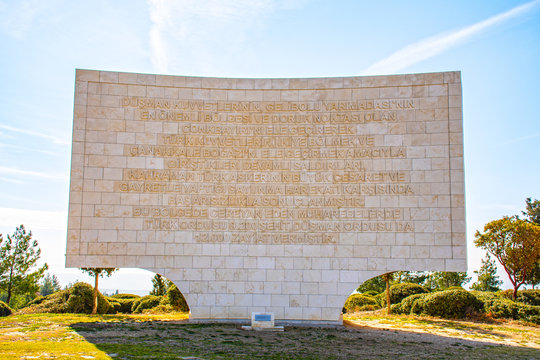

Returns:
92,273,98,314
513,286,518,300
6,285,12,306
384,274,391,314
6,266,14,306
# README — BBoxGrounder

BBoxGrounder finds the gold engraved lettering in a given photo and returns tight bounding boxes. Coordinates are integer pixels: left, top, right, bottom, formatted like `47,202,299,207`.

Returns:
118,94,425,244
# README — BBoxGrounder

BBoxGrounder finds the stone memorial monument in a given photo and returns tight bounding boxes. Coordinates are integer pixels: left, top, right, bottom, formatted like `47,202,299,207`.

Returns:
66,69,465,323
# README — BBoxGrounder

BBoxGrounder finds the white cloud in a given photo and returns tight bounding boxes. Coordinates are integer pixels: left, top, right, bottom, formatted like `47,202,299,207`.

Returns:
362,0,540,75
0,166,67,180
503,132,540,145
0,0,60,38
0,124,70,146
146,0,307,74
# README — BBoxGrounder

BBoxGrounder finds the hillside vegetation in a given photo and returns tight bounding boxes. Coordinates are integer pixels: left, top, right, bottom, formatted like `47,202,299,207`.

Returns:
343,284,540,324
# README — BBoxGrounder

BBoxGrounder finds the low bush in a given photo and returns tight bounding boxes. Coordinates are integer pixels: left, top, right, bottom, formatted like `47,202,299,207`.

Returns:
19,282,111,314
343,294,379,313
377,283,429,307
411,289,482,319
469,290,498,302
66,283,111,314
446,286,466,291
109,293,140,300
25,296,47,307
485,298,519,319
142,304,175,314
516,304,540,324
481,296,540,324
362,290,379,297
108,300,122,314
0,301,13,316
107,297,138,313
132,295,162,314
393,293,429,315
19,290,70,314
500,289,540,306
516,290,540,306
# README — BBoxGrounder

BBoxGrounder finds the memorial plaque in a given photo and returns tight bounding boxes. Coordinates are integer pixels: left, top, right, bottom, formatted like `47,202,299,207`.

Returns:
67,70,465,322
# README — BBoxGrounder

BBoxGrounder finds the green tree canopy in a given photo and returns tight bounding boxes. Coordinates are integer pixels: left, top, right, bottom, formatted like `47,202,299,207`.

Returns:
40,273,61,296
522,197,540,289
522,197,540,225
0,225,47,306
427,272,470,290
150,274,168,296
474,216,540,299
471,253,502,292
356,274,389,294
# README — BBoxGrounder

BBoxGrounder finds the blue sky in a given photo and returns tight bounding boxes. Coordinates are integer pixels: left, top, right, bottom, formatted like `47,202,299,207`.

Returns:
0,0,539,293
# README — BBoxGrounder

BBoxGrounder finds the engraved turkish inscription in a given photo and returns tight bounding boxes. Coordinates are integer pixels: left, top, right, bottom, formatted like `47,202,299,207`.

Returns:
115,98,416,244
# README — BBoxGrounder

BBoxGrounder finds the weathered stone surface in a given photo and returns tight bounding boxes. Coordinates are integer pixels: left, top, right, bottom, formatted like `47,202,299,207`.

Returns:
67,69,465,322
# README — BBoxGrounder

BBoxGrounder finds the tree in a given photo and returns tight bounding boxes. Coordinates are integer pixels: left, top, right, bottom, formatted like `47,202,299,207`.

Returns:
0,225,47,306
394,271,429,285
150,274,167,296
471,254,502,291
524,262,540,289
382,272,393,314
475,216,540,299
80,268,117,314
522,197,540,225
522,197,540,289
428,272,470,290
356,275,387,294
40,273,61,296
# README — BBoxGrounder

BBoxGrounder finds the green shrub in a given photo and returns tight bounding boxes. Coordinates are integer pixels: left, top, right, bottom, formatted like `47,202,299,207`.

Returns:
25,296,47,307
109,293,140,300
516,290,540,306
66,282,111,314
394,293,429,315
107,297,137,313
343,294,379,313
377,283,429,306
108,300,122,314
19,282,111,314
390,303,402,313
0,301,13,316
362,290,379,297
485,298,519,319
481,296,540,324
469,290,498,302
165,285,189,312
142,304,174,314
18,290,70,314
133,295,162,313
411,289,482,319
516,304,540,324
446,286,465,291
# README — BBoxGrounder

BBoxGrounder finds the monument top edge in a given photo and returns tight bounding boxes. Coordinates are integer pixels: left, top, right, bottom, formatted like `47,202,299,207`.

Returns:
75,69,461,89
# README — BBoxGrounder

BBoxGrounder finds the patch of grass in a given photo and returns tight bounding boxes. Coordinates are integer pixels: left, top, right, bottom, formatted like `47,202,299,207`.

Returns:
0,313,539,359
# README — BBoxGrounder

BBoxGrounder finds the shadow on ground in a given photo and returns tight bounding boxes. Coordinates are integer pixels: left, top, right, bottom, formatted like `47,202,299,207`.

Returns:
70,319,540,360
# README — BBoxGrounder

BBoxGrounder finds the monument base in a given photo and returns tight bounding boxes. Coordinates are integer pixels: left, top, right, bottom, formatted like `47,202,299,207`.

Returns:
188,318,344,327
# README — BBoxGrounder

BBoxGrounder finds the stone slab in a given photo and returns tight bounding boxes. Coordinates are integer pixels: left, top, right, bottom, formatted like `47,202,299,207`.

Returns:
66,69,466,322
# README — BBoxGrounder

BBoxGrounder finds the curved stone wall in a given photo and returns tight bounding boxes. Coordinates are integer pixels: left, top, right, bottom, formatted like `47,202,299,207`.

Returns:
66,70,465,321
